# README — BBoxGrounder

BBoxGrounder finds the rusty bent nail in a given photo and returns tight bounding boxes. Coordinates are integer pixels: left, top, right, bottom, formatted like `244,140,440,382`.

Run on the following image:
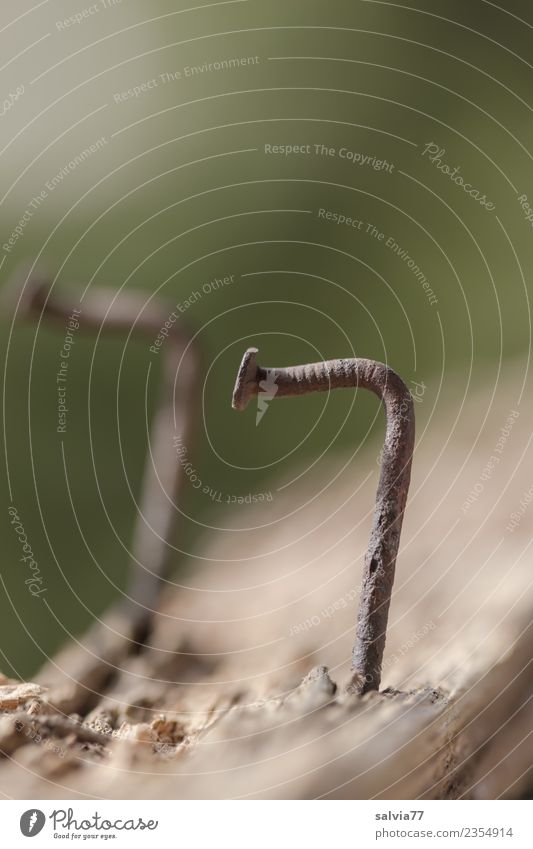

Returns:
232,347,415,695
9,268,199,644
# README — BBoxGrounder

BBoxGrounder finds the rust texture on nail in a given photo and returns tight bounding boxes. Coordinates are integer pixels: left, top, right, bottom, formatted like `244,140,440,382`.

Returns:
7,267,200,642
232,347,415,695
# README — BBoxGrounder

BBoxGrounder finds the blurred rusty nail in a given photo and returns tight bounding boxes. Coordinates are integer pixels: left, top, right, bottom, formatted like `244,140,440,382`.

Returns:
232,347,415,694
7,267,200,644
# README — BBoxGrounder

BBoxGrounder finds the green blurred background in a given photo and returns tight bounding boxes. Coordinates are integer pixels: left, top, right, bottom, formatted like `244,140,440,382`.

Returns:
1,0,531,676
